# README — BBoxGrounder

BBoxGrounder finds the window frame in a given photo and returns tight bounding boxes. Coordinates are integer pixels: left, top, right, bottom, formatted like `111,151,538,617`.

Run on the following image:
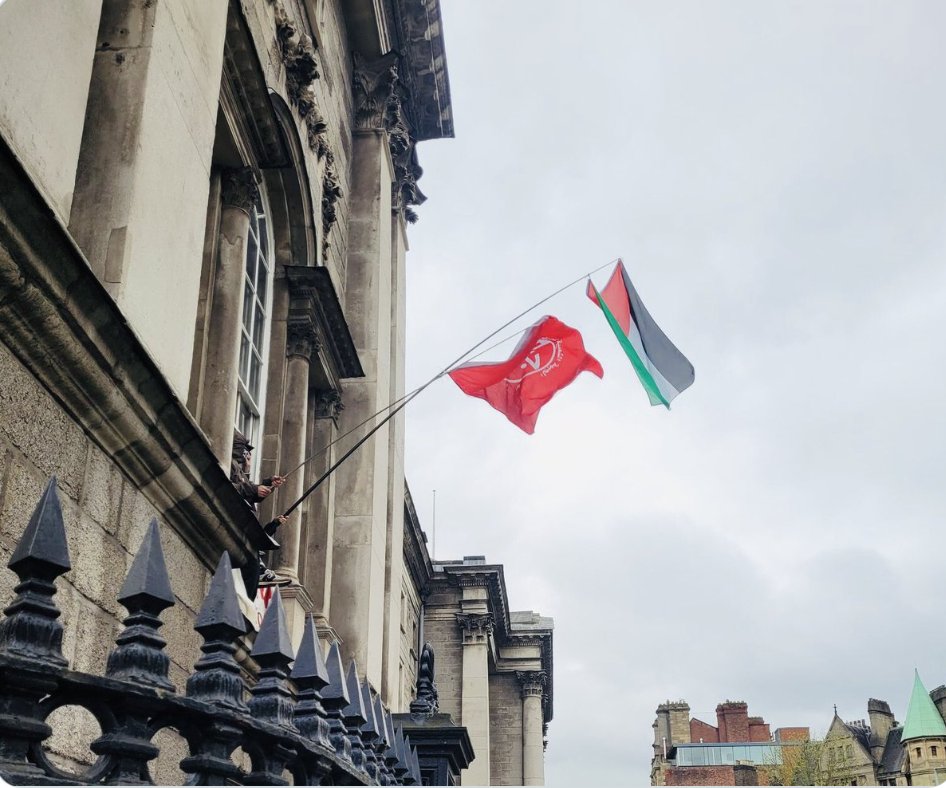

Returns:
234,197,275,479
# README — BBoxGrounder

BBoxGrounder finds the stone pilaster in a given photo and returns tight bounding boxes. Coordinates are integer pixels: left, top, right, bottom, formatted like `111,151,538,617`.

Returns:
330,130,394,689
456,613,492,785
200,167,258,466
272,316,318,583
517,671,547,786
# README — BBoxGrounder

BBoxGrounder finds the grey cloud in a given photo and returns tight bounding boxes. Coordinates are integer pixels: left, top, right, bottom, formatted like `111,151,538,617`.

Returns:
405,2,946,783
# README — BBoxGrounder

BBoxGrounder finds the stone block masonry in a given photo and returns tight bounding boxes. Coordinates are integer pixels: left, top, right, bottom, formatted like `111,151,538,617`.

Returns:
0,340,209,771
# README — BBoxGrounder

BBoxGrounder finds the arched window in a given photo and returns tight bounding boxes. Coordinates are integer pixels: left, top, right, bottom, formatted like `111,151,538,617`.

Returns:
235,199,274,476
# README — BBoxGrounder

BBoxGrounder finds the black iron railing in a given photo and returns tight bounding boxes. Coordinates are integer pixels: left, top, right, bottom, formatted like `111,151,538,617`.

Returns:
0,477,423,786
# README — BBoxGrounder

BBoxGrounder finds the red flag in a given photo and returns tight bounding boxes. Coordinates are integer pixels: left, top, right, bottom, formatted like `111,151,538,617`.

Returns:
448,316,603,434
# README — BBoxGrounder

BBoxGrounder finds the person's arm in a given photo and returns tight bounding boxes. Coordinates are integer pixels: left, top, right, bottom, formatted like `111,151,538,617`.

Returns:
263,515,288,537
231,463,263,503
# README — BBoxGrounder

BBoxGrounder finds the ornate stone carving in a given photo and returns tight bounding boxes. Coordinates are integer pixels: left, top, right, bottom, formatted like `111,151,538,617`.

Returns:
352,52,426,223
455,612,493,645
220,167,260,212
274,5,319,99
273,1,330,161
456,573,491,589
322,150,343,258
286,319,319,361
353,52,400,130
314,389,344,421
409,642,439,718
515,670,547,699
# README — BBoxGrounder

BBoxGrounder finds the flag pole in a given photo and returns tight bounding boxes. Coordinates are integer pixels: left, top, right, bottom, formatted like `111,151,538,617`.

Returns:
276,258,619,518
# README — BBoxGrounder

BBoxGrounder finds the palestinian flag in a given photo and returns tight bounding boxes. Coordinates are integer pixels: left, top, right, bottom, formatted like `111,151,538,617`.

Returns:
587,261,694,408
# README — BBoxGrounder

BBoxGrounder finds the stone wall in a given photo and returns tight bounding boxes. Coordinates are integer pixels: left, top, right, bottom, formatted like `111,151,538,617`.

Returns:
488,673,523,785
0,339,209,772
422,585,463,721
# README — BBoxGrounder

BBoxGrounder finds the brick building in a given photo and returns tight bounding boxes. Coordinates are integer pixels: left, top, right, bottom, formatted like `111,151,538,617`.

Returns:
650,700,809,786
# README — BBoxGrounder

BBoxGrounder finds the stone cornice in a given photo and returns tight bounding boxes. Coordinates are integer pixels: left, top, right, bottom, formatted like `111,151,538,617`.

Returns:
402,482,432,592
345,0,454,142
222,4,289,168
433,562,510,642
387,0,454,142
0,136,264,574
284,266,363,380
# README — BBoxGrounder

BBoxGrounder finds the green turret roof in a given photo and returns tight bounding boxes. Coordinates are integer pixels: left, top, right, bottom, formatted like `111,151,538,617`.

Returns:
901,670,946,742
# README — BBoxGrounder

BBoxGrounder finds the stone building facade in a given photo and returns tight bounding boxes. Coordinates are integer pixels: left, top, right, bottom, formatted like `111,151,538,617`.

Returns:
0,0,552,783
421,557,554,786
825,674,946,787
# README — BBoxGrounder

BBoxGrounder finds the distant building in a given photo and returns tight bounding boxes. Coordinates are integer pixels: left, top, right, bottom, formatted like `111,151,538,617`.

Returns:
826,673,946,786
650,700,809,786
422,556,554,787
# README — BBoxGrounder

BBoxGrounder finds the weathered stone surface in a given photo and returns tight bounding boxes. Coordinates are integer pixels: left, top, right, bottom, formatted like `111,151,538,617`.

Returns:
0,458,80,563
0,345,87,498
150,725,190,786
71,599,120,675
0,0,101,223
158,524,210,615
80,445,123,532
69,513,128,619
44,703,100,773
163,596,203,676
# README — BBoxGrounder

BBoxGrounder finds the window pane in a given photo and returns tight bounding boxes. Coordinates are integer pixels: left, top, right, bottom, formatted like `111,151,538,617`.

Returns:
691,749,706,766
253,302,265,349
239,335,250,384
237,397,251,436
249,355,261,401
242,282,253,329
256,257,268,305
245,228,258,280
258,215,268,268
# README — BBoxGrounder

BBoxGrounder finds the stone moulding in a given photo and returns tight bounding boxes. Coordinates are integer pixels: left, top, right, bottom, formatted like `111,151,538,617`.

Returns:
284,265,363,381
0,134,264,574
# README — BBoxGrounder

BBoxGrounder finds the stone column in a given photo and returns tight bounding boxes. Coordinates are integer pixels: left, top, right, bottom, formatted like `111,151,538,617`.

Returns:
273,319,318,581
303,389,343,644
330,128,394,689
457,613,493,786
381,213,408,704
200,167,258,466
517,671,547,786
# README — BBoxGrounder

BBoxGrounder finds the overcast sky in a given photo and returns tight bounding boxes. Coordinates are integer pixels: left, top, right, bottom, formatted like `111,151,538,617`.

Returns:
401,3,946,784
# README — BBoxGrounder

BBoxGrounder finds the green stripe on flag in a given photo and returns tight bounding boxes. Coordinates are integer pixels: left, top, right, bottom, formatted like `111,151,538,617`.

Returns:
592,284,670,408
